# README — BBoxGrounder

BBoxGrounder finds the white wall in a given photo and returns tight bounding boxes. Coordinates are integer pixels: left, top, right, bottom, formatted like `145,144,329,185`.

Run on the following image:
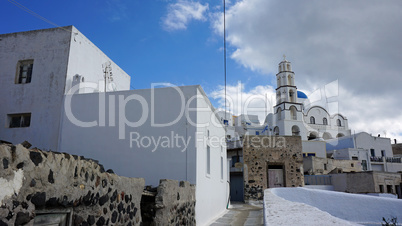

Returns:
59,86,201,185
355,132,393,157
65,26,130,94
195,88,228,226
59,85,227,225
0,27,71,150
302,141,326,158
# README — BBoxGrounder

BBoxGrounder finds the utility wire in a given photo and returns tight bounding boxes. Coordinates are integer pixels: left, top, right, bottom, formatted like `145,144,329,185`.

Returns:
7,0,73,33
224,0,227,122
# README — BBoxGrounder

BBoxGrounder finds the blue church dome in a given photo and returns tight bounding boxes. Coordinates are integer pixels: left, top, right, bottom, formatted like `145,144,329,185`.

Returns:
297,91,308,99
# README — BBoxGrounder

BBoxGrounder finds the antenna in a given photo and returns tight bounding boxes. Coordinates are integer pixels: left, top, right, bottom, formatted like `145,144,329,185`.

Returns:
102,61,113,92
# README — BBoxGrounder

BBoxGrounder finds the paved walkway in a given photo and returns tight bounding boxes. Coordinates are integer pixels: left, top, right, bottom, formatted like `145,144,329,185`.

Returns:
209,202,263,226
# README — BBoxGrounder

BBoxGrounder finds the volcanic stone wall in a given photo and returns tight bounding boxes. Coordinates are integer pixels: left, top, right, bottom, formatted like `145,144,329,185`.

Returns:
154,179,195,225
0,144,145,225
243,135,304,201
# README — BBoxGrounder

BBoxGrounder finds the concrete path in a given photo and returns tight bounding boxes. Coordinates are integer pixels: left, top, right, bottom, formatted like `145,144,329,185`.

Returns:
209,202,263,226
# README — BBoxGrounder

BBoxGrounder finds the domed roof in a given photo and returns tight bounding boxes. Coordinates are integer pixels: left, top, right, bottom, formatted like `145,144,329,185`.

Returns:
297,91,308,99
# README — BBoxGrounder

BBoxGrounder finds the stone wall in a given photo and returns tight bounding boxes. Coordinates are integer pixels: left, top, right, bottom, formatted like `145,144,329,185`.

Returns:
243,136,304,201
0,144,145,225
303,156,362,175
141,179,196,225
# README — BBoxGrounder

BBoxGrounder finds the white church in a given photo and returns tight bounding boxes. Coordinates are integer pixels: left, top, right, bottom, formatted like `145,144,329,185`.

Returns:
222,57,351,142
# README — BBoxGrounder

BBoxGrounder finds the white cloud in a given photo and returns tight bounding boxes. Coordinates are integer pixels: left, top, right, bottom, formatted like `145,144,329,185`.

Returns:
162,0,209,31
210,81,276,124
208,0,402,142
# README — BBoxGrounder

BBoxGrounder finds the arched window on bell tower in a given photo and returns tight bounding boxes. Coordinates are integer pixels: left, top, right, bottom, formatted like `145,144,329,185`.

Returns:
290,106,297,120
289,90,295,102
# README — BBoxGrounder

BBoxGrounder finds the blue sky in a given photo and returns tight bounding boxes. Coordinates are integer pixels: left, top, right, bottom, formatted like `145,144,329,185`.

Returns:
0,0,263,94
2,0,402,142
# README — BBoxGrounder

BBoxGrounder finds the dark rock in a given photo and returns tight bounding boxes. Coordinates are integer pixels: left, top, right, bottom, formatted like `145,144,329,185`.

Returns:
111,211,118,223
16,162,24,169
21,202,28,209
15,212,30,225
30,179,36,187
0,220,8,226
21,141,32,149
91,173,94,181
177,192,180,200
29,151,42,166
102,179,107,188
118,202,124,212
111,190,117,202
74,215,84,225
108,187,112,193
109,203,114,211
248,180,255,183
2,158,8,169
59,196,69,207
74,166,78,178
96,217,105,226
99,194,109,206
46,197,58,207
127,205,130,213
26,194,32,201
85,172,89,182
6,211,13,220
133,207,137,216
125,195,129,203
12,200,20,209
81,222,89,226
92,193,99,205
87,215,95,225
48,169,54,184
106,169,114,174
31,192,46,207
83,191,92,206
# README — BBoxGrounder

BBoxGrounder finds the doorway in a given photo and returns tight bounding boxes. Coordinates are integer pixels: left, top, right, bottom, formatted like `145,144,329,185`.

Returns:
267,165,285,188
230,172,244,202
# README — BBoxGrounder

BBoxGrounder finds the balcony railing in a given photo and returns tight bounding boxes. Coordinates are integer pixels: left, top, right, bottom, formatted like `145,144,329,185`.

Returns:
370,156,384,162
386,157,402,163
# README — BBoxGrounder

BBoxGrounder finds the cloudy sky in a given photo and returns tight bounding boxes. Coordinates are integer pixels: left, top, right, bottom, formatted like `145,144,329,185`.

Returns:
1,0,401,142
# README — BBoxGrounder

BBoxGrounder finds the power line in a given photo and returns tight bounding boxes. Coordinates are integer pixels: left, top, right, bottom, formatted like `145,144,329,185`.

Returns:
224,0,227,122
7,0,72,33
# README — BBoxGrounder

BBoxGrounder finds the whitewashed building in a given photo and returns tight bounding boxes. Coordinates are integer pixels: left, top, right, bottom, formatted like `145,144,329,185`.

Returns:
0,26,228,225
0,26,130,151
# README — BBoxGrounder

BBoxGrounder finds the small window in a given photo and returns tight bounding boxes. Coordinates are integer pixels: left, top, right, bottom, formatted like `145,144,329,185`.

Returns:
324,164,327,170
337,119,342,127
352,156,358,160
223,119,228,125
256,131,259,135
310,116,315,124
351,163,354,167
370,149,375,157
381,150,385,157
274,126,279,136
220,157,223,180
206,146,210,175
16,60,34,84
379,185,384,193
8,113,31,128
323,117,328,125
